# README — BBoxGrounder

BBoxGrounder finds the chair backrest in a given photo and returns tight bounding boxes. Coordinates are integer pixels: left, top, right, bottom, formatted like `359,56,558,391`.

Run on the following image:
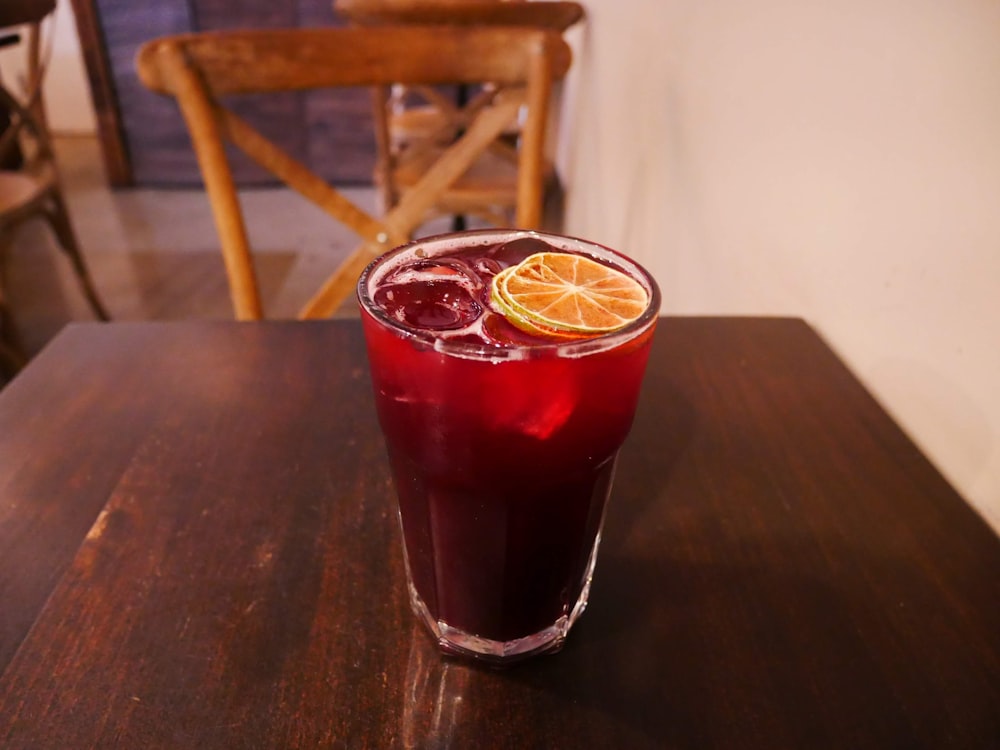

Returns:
0,0,55,28
334,0,584,31
136,26,571,320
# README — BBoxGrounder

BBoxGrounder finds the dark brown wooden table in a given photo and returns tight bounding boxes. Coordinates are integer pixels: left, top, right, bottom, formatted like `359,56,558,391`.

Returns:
0,318,997,749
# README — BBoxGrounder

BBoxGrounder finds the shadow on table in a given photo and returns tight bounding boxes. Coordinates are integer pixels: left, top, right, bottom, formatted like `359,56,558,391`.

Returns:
397,553,895,749
611,377,698,540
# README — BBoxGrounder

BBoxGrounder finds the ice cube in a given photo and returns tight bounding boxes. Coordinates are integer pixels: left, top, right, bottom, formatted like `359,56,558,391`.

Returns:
385,258,484,295
374,280,482,331
474,257,503,277
487,236,554,267
481,311,549,347
518,383,577,440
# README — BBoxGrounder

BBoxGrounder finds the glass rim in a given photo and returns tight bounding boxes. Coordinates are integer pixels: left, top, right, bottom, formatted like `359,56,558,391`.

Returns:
356,229,662,362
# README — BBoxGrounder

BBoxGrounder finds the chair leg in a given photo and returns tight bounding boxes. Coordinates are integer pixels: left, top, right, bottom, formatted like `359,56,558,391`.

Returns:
44,191,111,321
0,334,27,379
0,245,27,377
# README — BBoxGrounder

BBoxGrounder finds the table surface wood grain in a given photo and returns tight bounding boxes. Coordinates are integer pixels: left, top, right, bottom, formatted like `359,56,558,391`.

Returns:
0,318,997,749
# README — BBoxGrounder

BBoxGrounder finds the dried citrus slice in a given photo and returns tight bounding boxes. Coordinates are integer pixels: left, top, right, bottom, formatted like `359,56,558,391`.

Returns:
491,266,581,339
493,251,649,334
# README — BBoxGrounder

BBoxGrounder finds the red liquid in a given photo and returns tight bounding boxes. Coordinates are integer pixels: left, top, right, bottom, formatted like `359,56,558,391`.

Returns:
359,232,658,649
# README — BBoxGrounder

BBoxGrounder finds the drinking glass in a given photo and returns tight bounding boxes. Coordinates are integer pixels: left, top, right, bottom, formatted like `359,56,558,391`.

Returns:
357,229,660,664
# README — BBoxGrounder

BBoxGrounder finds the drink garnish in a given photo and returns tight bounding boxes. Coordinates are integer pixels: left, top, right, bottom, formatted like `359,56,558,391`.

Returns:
491,251,649,336
490,266,580,339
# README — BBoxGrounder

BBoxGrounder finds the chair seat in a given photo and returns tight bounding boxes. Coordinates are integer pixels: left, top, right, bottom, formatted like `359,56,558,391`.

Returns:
0,170,51,221
392,147,556,209
389,105,458,147
389,99,519,148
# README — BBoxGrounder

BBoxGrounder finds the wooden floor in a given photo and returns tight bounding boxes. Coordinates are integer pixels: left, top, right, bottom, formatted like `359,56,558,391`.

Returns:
1,136,381,385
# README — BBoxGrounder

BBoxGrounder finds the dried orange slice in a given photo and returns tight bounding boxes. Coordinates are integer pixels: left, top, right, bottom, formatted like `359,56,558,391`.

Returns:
491,266,581,339
492,252,649,334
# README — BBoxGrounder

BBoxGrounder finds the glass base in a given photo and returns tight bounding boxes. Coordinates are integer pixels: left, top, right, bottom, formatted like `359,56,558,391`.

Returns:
406,532,602,666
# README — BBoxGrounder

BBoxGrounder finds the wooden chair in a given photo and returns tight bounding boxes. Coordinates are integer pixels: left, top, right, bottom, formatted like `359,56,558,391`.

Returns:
0,0,110,363
136,26,571,320
334,0,584,231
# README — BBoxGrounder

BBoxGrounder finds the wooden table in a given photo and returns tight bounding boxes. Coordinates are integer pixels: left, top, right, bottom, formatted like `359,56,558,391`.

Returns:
1,318,997,748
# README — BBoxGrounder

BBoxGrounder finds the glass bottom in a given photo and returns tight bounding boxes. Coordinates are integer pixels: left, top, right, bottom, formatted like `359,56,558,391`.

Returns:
406,531,603,666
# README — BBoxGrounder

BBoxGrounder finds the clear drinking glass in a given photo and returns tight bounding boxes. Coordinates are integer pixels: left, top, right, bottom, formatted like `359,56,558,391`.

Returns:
357,230,660,664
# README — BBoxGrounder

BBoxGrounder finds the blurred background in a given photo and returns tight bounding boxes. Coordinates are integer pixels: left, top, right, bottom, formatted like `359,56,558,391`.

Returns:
5,0,999,530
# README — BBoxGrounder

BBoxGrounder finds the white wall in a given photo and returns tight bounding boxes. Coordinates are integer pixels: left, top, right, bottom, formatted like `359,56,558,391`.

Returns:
36,0,1000,529
560,0,1000,530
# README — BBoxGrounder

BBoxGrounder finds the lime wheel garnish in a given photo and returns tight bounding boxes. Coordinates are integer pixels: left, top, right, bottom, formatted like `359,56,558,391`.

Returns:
491,251,649,337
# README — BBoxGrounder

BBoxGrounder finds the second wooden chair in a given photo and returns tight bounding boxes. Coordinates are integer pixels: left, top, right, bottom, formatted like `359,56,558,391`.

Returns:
334,0,584,233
